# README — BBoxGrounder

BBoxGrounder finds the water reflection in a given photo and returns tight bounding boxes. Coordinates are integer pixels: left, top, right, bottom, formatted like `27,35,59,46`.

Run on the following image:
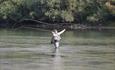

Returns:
52,48,63,70
0,29,115,70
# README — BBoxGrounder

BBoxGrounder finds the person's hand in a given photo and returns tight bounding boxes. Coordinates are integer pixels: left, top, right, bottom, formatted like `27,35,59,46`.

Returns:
64,29,66,31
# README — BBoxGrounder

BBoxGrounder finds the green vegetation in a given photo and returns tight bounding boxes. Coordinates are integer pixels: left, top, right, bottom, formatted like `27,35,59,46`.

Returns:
0,0,115,27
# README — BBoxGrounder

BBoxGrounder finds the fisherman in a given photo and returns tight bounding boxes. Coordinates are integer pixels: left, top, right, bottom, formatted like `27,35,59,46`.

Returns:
51,29,66,48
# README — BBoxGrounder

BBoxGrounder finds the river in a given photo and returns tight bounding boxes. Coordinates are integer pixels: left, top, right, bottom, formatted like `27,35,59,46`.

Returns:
0,29,115,70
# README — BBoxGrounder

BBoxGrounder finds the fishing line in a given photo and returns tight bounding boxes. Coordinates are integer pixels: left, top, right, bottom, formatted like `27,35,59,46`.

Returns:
12,19,66,31
12,19,55,31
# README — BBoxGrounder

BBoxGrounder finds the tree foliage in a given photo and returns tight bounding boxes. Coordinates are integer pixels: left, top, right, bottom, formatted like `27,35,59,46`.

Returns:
0,0,114,24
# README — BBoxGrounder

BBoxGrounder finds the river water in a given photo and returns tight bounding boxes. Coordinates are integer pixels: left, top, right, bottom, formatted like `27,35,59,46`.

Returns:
0,29,115,70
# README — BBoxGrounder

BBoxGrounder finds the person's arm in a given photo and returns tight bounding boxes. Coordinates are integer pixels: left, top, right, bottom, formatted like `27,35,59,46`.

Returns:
52,31,54,34
52,31,55,35
52,31,56,36
58,29,66,35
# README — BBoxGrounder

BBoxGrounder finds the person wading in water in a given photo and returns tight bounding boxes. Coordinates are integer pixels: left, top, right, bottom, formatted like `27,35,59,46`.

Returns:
51,29,66,48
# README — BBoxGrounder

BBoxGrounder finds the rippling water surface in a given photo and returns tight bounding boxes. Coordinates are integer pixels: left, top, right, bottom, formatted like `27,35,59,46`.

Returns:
0,29,115,70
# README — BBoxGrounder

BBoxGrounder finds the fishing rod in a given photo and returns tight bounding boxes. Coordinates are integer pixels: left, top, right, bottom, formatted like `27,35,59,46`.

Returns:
12,19,67,31
22,26,51,32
